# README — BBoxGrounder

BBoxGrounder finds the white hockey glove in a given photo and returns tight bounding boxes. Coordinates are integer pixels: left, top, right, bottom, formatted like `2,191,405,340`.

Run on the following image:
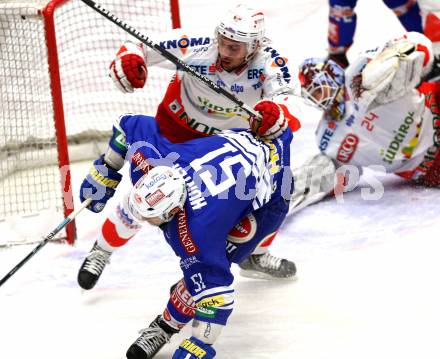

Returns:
362,38,426,104
109,42,147,93
250,100,288,139
289,154,336,215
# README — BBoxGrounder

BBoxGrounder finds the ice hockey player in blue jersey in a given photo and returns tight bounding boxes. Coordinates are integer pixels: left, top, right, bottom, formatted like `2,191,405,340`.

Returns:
76,114,294,359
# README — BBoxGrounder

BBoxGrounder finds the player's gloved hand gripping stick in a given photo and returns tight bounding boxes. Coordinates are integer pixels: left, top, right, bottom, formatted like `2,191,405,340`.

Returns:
79,0,264,130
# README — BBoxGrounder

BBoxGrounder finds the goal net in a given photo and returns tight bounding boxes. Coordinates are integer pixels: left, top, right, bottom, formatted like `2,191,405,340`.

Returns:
0,0,180,245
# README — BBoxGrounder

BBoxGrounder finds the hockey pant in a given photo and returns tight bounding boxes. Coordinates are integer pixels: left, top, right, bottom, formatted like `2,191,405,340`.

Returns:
328,0,423,54
96,192,288,329
162,197,290,330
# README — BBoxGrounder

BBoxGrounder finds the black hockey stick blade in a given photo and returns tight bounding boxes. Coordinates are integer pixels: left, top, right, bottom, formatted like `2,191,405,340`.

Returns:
0,198,92,287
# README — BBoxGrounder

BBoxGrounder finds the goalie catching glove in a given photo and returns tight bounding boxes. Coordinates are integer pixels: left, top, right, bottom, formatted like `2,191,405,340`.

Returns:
361,32,433,104
172,336,216,359
79,155,122,213
249,99,288,139
109,42,147,93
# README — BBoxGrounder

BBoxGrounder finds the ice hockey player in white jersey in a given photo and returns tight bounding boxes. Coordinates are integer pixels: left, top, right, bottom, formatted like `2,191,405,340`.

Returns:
290,32,440,212
108,4,302,278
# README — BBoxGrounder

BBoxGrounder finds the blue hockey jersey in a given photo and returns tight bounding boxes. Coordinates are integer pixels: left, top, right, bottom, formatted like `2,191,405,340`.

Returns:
110,114,294,325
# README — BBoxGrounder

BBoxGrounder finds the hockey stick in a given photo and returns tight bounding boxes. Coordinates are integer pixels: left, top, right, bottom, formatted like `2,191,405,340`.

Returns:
0,198,92,287
79,0,261,123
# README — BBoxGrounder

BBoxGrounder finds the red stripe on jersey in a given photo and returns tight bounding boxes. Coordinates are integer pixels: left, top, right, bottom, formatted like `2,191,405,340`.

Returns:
101,219,132,247
155,75,210,143
424,12,440,42
258,231,278,248
416,44,430,67
279,103,301,132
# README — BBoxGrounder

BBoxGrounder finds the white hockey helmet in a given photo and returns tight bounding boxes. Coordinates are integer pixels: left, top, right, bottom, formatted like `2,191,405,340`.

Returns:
129,166,187,223
216,4,265,60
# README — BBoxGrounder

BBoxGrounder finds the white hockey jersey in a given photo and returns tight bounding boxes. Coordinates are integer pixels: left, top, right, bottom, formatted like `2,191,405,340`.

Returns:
316,33,440,181
135,29,302,142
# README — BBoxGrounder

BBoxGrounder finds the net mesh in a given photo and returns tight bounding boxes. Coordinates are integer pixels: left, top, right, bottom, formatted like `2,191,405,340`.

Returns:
0,0,176,244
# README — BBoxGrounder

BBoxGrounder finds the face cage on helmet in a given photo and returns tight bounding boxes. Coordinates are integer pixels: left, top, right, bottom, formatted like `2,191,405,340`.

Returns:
301,72,341,111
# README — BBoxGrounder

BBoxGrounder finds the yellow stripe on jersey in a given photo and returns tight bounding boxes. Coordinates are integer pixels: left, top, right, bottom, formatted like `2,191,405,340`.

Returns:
89,167,119,188
179,339,207,358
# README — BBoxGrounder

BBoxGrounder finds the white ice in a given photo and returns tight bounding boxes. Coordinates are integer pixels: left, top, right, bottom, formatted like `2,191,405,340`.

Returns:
1,1,440,359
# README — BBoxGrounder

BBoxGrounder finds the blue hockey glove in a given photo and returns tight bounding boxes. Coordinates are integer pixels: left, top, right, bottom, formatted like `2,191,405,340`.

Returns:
172,336,216,359
79,155,122,213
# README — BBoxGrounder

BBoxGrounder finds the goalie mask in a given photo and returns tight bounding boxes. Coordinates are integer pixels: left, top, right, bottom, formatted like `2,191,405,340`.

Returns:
129,166,187,223
216,4,265,61
299,58,345,115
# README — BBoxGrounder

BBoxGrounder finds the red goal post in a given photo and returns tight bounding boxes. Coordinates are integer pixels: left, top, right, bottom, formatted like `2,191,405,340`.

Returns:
0,0,181,245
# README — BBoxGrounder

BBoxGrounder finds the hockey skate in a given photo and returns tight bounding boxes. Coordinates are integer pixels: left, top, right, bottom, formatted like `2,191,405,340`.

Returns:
77,241,112,290
126,315,180,359
238,252,297,280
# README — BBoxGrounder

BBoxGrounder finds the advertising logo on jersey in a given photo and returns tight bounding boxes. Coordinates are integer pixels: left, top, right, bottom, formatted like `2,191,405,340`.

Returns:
336,133,359,163
175,164,207,210
180,256,200,270
159,35,210,55
131,150,153,175
176,209,199,255
170,280,196,317
197,96,244,118
197,295,226,309
345,114,355,126
319,121,336,151
381,111,414,164
263,46,291,84
227,214,257,244
230,83,244,93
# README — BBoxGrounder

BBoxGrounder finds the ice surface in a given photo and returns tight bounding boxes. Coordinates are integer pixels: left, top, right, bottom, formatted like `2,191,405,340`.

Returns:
1,1,440,359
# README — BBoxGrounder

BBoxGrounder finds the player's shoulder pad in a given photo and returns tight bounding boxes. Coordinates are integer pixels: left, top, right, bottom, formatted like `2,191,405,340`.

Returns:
256,42,292,85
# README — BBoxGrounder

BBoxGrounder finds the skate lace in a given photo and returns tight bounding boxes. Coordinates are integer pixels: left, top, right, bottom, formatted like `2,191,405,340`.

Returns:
135,326,170,355
257,253,282,270
83,248,111,276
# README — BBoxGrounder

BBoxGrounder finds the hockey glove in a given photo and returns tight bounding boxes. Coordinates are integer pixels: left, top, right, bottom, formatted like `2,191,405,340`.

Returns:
250,100,288,139
80,155,122,213
362,37,427,104
172,336,216,359
109,42,147,93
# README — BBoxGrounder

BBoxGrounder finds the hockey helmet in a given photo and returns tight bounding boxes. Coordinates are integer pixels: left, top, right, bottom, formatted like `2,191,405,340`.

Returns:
129,166,187,223
299,58,345,111
216,4,265,60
